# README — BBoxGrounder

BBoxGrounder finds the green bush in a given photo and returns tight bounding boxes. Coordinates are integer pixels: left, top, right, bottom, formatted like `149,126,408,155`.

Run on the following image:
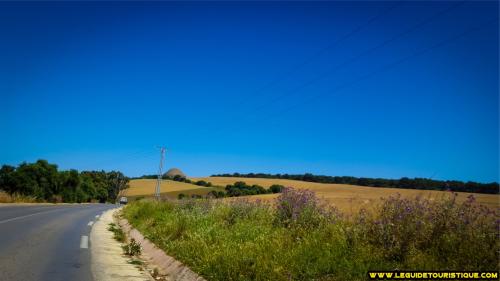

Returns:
195,180,210,186
224,181,270,197
269,184,284,193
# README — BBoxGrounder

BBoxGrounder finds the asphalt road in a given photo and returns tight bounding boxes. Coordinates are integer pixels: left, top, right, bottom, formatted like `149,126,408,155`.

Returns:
0,204,117,281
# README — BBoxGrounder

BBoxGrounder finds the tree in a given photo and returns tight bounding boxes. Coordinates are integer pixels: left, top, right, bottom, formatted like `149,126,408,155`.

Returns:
269,184,284,193
173,175,186,182
0,160,132,203
81,177,96,202
0,165,16,195
196,180,208,186
59,169,81,202
106,171,129,202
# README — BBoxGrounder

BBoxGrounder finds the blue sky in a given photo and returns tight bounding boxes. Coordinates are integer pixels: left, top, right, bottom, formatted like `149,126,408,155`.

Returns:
0,1,498,183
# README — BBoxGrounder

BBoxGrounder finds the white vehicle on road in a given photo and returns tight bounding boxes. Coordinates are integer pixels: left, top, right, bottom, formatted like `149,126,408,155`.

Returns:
119,197,128,205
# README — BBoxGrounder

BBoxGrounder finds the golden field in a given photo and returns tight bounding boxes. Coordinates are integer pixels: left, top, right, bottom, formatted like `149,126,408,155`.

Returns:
123,179,218,199
125,177,499,213
193,177,500,213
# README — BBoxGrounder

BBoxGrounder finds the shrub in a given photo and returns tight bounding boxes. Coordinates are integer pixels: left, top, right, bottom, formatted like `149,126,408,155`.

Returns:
275,187,339,229
170,174,189,182
195,180,211,187
207,190,226,198
269,184,284,193
107,223,126,242
365,193,500,270
224,181,270,197
122,238,142,256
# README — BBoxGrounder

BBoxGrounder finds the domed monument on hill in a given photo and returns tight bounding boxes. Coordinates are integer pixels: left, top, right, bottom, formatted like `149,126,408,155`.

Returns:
164,168,186,178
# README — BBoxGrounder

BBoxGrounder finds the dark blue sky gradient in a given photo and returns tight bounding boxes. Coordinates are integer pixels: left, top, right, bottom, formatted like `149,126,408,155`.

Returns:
1,1,498,182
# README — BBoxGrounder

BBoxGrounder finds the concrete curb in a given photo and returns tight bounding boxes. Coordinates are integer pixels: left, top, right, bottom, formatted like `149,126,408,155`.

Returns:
90,208,154,281
119,218,206,281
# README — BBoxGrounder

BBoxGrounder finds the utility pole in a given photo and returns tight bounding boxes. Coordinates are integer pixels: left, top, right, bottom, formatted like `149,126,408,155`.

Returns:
155,147,166,200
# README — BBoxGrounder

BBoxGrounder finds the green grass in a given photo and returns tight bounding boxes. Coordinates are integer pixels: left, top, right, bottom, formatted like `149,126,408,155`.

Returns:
123,190,499,281
128,259,144,265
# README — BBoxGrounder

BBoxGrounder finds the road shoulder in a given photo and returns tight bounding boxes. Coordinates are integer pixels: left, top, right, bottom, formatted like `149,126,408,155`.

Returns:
90,208,154,281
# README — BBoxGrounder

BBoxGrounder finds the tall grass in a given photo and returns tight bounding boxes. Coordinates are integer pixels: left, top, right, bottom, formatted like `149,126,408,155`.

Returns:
123,188,499,281
0,191,39,203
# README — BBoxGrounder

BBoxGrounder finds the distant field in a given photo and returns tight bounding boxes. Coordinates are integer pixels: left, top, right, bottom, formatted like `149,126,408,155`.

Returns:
123,179,220,199
125,177,499,212
193,177,500,212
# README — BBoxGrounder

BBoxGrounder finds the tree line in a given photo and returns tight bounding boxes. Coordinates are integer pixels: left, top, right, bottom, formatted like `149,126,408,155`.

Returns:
134,174,215,187
177,181,284,199
0,160,129,203
224,181,283,197
168,175,214,187
211,173,499,194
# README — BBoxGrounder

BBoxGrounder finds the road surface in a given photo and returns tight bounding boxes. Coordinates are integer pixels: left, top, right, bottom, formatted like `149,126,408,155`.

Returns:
0,204,117,281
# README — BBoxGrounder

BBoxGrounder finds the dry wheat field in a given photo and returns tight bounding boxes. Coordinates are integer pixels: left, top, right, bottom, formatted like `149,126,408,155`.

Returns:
126,177,499,213
194,177,500,213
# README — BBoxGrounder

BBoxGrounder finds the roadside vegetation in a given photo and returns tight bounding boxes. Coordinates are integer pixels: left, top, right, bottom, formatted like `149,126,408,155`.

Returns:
0,160,128,203
0,191,38,203
122,238,142,256
108,222,143,270
108,223,126,243
123,188,499,280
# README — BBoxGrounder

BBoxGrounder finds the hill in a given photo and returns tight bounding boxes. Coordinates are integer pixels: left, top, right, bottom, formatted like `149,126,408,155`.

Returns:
164,168,186,178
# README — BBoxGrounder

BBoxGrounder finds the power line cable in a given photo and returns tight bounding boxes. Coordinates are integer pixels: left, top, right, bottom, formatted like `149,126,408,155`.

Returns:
194,1,404,129
231,1,404,106
231,16,497,133
203,0,466,135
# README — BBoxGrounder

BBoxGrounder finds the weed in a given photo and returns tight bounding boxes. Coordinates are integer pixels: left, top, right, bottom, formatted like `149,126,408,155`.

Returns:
122,238,142,256
107,223,126,243
128,259,143,265
152,268,160,278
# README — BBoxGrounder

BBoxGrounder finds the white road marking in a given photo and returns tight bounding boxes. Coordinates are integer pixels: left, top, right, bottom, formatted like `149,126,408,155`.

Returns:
88,221,94,226
80,235,89,249
0,209,63,225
